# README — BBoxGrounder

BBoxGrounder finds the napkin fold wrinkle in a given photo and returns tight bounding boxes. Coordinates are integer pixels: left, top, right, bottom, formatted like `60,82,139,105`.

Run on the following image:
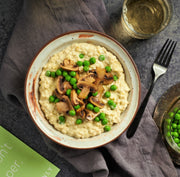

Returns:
0,0,178,177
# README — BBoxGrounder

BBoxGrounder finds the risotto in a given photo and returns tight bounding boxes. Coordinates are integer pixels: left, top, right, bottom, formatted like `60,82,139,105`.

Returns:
39,43,130,138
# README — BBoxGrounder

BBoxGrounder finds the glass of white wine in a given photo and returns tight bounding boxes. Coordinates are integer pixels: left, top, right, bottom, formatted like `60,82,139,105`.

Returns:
121,0,172,39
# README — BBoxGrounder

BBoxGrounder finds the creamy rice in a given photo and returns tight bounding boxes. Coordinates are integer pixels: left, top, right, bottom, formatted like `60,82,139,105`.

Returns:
39,43,130,138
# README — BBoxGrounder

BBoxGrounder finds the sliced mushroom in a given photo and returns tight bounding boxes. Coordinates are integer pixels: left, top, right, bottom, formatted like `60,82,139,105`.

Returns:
57,76,72,94
56,102,69,114
78,87,90,99
89,96,105,108
60,59,79,71
76,104,86,119
97,84,104,98
75,72,80,80
89,85,105,108
56,95,74,114
54,89,62,99
77,81,97,99
71,89,84,106
85,109,99,121
94,67,106,85
78,73,96,83
103,73,114,85
96,67,106,80
63,81,72,91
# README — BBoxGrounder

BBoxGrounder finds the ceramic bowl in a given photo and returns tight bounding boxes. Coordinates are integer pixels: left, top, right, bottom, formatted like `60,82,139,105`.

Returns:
25,30,141,149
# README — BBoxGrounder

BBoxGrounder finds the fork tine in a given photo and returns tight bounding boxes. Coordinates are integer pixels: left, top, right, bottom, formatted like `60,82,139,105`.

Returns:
155,39,170,63
163,41,177,67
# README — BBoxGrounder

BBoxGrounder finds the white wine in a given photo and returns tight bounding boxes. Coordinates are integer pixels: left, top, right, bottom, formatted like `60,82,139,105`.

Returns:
121,0,172,38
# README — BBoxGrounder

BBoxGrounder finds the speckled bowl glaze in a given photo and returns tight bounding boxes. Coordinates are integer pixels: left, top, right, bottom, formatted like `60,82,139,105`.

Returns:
25,30,141,149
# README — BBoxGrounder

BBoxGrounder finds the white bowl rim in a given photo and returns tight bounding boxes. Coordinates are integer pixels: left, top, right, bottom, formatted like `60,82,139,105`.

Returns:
25,30,141,149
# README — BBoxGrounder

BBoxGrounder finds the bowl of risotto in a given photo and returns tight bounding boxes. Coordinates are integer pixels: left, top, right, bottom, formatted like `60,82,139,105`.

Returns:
25,30,141,149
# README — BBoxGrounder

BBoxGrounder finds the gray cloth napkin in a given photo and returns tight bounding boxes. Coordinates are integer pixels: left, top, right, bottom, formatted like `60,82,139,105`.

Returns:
0,0,178,177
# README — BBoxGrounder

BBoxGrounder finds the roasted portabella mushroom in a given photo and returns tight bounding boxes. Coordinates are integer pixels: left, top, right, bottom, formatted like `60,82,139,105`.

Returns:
60,59,79,71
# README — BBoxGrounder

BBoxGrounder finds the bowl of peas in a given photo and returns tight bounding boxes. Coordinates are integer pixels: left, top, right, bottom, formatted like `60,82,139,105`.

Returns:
164,106,180,164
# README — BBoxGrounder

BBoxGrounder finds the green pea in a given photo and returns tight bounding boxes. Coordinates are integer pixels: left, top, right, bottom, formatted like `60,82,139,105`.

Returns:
166,118,171,124
56,69,62,76
177,110,180,114
171,132,174,136
76,61,83,66
92,92,98,97
110,103,116,110
174,107,179,113
45,71,51,77
104,91,111,98
63,71,68,77
66,89,72,96
74,105,80,110
73,84,78,89
83,66,89,72
172,123,177,129
69,71,76,77
86,103,94,110
174,129,178,132
174,120,178,124
76,119,83,124
177,125,180,129
173,132,179,138
166,131,171,137
99,55,105,61
54,98,60,103
49,95,55,102
168,112,174,118
70,78,77,85
79,54,84,58
166,125,171,130
105,66,111,72
83,60,90,67
99,113,106,120
178,143,180,147
174,138,180,143
104,125,111,131
89,57,96,64
113,75,118,81
94,117,100,122
65,75,71,81
110,85,117,91
51,71,56,78
94,107,100,113
101,118,108,125
178,129,180,134
107,100,114,106
69,110,76,116
77,89,81,94
59,116,65,124
175,114,180,120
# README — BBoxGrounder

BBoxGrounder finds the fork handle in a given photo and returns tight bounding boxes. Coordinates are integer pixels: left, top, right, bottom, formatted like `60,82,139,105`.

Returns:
126,79,155,138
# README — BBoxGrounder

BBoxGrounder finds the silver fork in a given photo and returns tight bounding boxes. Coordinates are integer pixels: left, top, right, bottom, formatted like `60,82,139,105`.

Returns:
127,39,177,138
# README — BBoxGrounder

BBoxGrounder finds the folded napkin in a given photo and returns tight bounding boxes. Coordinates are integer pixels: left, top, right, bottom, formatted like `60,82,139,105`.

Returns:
0,0,178,176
